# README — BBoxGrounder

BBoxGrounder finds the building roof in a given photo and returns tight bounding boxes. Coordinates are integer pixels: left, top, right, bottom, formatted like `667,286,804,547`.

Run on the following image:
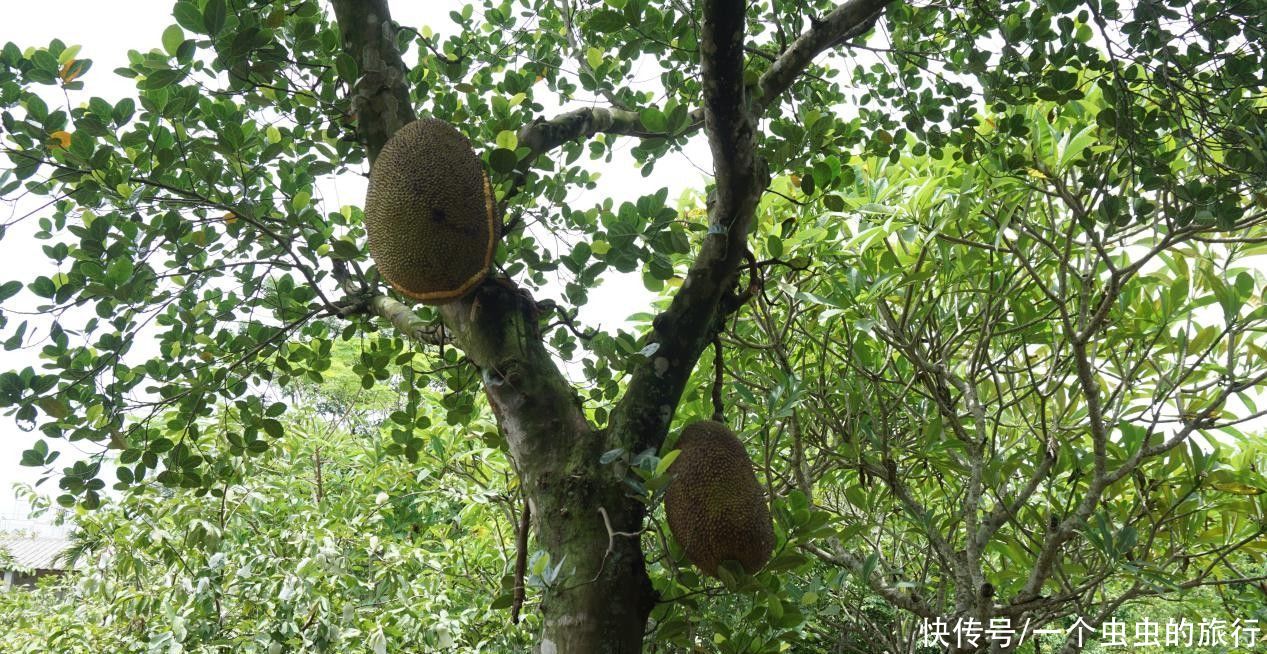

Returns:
0,534,72,571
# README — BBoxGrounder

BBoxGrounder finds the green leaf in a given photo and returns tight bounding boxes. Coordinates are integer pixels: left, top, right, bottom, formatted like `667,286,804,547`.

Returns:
331,239,361,260
0,280,22,302
203,0,227,36
653,449,679,477
335,52,358,83
648,253,674,280
57,45,81,65
261,419,284,439
495,129,518,150
766,235,783,258
639,107,666,133
29,276,56,299
861,552,879,579
172,0,204,33
20,440,49,467
799,173,815,195
161,25,185,57
106,258,134,284
586,10,626,33
488,148,517,174
292,190,311,212
143,68,186,90
585,47,603,72
112,98,135,124
16,442,45,472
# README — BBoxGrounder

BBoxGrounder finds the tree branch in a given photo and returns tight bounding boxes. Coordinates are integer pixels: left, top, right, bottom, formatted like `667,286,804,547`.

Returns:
330,0,413,161
755,0,891,113
608,0,766,452
331,0,593,465
332,264,449,345
511,499,531,624
538,0,897,461
803,542,935,618
369,295,448,345
516,106,666,155
515,0,891,162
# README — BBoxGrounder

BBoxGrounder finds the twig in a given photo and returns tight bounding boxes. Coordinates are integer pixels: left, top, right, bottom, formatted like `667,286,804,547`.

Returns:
511,500,531,624
712,335,725,422
591,506,645,583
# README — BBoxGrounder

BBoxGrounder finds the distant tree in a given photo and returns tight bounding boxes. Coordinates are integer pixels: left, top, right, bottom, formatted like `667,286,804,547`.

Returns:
723,106,1267,653
0,356,532,653
1,0,1265,652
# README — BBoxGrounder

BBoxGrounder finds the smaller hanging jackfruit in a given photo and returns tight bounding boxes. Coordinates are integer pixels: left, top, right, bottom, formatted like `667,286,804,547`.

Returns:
664,420,775,577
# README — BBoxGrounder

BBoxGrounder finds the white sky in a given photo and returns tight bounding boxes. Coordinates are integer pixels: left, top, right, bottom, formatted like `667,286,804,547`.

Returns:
0,0,708,526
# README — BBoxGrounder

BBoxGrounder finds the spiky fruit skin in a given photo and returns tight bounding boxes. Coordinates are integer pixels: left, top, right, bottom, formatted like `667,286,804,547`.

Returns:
364,118,498,304
664,420,775,577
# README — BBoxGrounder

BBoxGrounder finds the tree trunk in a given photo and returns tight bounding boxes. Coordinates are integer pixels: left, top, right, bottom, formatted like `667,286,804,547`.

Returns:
443,282,657,653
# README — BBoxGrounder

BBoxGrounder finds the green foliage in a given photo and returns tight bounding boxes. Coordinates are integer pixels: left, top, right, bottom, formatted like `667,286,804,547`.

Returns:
0,0,1262,506
0,360,530,653
1,0,1265,651
655,94,1267,649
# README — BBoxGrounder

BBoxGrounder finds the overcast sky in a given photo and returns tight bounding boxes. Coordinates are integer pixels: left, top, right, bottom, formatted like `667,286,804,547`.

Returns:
0,1,710,527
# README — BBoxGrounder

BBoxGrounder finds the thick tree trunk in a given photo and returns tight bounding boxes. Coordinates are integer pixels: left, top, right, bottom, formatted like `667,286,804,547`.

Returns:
442,282,657,653
526,481,654,653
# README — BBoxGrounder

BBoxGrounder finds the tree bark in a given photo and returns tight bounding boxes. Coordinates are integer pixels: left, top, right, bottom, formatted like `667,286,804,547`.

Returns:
441,282,655,653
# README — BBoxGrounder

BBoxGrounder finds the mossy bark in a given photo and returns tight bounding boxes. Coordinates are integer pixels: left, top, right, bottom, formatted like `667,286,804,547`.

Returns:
440,282,657,653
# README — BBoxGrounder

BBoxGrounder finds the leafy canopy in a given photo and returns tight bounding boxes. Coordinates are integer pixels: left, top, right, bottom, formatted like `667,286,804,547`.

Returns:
1,0,1266,651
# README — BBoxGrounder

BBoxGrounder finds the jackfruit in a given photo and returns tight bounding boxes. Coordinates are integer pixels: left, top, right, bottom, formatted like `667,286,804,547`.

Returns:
664,420,775,577
364,118,498,303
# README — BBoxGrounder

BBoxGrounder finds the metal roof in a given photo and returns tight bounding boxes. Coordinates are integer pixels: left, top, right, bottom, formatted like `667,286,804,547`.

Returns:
0,535,72,571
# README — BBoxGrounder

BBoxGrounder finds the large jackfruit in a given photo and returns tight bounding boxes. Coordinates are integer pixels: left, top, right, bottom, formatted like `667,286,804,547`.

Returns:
664,420,775,577
364,118,498,303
